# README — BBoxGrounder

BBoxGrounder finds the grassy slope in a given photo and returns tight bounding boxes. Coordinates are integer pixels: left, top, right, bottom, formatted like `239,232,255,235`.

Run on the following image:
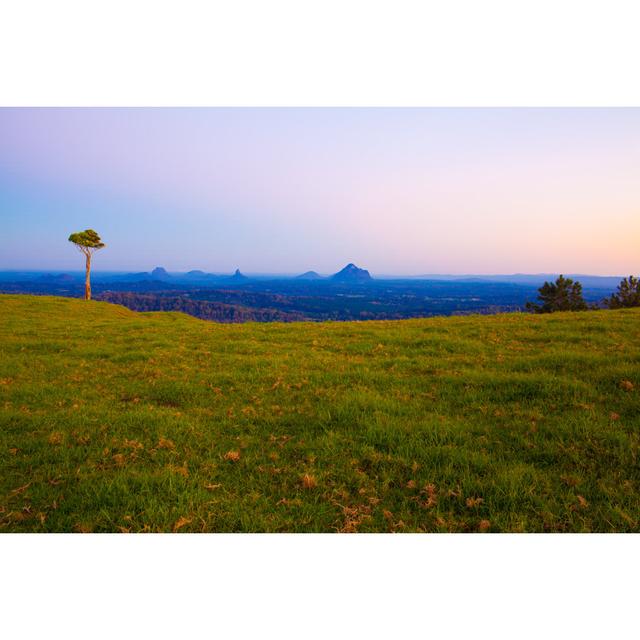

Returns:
1,294,638,533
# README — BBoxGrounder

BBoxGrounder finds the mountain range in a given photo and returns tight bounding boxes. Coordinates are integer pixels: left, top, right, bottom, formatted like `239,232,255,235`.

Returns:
86,263,375,284
0,266,628,290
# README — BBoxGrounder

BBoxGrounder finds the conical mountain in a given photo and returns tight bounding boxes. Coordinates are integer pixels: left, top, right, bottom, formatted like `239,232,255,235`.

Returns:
331,263,372,282
229,268,249,281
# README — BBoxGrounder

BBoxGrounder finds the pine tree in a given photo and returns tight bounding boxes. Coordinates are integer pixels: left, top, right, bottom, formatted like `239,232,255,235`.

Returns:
526,275,588,313
606,276,640,309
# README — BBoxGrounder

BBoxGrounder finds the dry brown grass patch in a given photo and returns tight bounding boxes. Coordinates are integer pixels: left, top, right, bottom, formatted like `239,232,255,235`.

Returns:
302,474,317,489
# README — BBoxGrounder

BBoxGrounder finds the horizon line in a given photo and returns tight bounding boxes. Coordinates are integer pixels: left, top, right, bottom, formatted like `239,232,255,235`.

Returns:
0,267,632,279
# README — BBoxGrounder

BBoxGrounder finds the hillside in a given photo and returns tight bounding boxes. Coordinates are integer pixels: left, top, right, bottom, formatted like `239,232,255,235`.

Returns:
1,294,638,532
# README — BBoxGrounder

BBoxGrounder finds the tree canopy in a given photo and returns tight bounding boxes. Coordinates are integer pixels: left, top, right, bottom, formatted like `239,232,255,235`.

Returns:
606,276,640,309
68,229,105,253
526,275,588,313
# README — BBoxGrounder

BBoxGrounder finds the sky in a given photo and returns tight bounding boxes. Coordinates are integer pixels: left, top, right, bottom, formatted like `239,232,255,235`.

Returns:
0,107,638,276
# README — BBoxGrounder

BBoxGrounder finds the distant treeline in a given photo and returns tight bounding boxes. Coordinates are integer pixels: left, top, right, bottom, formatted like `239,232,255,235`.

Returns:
97,292,306,323
97,291,531,323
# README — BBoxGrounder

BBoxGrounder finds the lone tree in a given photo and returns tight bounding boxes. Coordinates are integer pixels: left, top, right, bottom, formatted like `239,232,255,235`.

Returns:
606,275,640,309
68,229,105,300
526,275,588,313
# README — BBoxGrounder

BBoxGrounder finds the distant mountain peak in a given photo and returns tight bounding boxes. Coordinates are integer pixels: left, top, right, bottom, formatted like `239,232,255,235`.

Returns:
151,267,170,280
331,263,372,282
296,270,323,280
230,268,248,281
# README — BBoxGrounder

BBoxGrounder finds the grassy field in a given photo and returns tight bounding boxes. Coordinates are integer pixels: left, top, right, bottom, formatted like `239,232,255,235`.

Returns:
1,294,639,533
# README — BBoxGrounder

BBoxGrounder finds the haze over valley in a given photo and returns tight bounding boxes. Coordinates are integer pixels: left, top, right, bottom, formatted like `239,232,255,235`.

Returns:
0,264,625,322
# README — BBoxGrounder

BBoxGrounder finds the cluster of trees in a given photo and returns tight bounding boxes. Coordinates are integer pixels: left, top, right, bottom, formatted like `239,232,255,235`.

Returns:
606,275,640,309
526,275,640,314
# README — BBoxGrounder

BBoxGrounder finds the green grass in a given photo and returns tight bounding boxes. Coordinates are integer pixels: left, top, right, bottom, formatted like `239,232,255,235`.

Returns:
1,294,639,532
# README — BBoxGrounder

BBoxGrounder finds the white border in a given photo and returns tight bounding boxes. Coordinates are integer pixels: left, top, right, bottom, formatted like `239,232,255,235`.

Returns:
1,534,638,639
1,0,639,106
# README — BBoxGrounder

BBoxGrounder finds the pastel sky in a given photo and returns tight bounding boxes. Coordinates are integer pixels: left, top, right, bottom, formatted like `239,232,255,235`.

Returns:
0,108,638,275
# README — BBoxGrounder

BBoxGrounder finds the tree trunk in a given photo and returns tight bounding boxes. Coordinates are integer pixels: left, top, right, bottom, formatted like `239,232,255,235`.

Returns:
85,253,91,300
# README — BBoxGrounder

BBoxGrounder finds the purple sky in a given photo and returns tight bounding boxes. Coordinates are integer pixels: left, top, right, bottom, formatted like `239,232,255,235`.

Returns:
0,108,638,275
